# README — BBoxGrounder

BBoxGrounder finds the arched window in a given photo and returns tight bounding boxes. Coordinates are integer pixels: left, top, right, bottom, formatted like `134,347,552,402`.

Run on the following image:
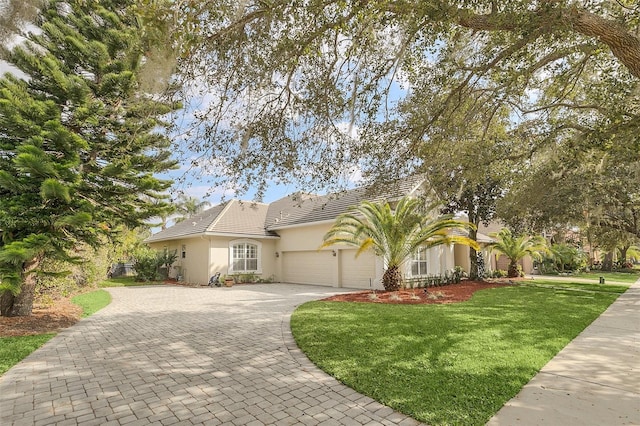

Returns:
229,240,262,273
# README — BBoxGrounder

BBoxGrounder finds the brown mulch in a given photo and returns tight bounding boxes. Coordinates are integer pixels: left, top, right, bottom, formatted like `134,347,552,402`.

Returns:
322,280,512,304
0,298,82,337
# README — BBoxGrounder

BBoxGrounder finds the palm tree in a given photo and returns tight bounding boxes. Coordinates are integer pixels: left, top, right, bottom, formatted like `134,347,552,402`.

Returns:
321,196,479,291
487,228,548,278
174,195,210,223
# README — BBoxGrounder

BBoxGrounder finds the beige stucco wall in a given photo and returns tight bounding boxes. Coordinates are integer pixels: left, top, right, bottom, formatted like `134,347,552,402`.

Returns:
274,223,332,252
149,236,278,285
275,223,461,286
148,236,209,284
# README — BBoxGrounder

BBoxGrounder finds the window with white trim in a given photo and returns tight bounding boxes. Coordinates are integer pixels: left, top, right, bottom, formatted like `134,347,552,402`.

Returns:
230,240,261,273
411,247,428,276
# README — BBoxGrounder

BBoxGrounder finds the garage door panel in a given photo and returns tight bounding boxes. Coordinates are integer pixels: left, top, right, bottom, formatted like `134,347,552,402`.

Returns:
282,251,334,286
340,250,378,289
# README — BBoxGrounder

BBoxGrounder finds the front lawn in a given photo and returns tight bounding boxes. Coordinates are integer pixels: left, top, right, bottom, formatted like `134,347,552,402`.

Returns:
99,276,157,287
571,270,640,284
522,279,629,293
291,284,625,425
71,289,112,317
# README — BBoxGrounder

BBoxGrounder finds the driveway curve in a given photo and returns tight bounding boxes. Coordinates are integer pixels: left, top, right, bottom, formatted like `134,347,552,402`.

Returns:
0,284,424,426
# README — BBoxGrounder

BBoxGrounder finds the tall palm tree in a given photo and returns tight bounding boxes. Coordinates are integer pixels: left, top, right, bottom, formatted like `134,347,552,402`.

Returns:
174,195,210,223
487,228,548,278
321,196,478,291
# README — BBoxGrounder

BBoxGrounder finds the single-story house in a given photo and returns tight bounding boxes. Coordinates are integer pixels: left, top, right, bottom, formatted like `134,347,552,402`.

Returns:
145,180,500,289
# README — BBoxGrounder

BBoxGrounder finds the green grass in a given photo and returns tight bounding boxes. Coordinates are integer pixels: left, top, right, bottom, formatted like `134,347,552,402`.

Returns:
71,289,112,317
291,285,626,425
571,270,640,283
99,276,156,287
0,334,56,376
523,279,629,293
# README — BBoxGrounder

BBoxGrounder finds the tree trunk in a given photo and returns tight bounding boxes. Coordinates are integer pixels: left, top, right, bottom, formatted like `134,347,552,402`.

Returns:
619,245,629,266
469,244,478,280
0,258,40,317
467,207,479,280
507,260,519,278
601,252,614,272
382,265,403,291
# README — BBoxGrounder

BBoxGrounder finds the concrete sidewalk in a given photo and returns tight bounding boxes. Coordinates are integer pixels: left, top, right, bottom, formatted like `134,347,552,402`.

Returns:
487,279,640,425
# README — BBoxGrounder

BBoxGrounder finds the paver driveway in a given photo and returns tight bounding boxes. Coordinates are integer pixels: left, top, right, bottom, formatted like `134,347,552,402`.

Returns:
0,284,424,426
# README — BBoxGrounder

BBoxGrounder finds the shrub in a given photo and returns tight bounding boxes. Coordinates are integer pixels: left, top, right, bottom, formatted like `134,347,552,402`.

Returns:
35,242,112,303
452,266,466,283
549,243,587,272
233,273,258,283
490,269,508,278
132,248,160,281
132,248,178,282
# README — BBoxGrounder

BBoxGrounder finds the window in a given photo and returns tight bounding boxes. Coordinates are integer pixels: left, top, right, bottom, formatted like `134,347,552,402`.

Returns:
411,247,428,276
232,242,259,272
181,244,186,259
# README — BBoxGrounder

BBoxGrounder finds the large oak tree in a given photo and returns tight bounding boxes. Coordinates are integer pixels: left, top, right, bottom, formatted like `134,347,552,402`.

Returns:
133,0,640,198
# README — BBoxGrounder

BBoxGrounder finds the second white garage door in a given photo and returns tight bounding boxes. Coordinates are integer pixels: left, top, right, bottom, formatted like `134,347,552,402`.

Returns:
340,249,378,289
282,251,335,286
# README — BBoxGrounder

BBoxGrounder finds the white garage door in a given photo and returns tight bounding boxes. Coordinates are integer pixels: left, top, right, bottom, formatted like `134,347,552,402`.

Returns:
282,251,335,286
340,250,378,289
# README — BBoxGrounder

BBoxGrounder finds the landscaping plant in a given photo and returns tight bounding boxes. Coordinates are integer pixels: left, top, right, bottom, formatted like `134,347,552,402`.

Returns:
0,0,176,316
321,196,478,291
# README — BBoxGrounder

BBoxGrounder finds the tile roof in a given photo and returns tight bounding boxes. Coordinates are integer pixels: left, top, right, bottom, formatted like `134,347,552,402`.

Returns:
146,177,426,242
265,177,425,230
451,228,496,244
145,203,228,243
210,201,277,237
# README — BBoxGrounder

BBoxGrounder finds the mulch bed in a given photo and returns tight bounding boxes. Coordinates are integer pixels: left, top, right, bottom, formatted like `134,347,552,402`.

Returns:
322,280,512,304
0,298,82,337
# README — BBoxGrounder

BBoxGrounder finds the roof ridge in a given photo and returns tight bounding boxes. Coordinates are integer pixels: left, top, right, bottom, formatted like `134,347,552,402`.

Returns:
207,199,236,232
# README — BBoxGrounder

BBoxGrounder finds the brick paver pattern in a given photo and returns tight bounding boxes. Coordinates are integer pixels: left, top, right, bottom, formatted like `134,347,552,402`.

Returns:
0,284,424,426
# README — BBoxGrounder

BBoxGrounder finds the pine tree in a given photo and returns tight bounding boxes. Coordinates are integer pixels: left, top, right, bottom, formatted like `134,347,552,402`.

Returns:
0,0,177,316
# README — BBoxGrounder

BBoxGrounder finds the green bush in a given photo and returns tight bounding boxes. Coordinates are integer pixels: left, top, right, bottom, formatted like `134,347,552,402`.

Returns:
233,273,258,283
132,248,177,282
34,242,113,303
132,248,160,281
490,269,508,278
547,243,588,272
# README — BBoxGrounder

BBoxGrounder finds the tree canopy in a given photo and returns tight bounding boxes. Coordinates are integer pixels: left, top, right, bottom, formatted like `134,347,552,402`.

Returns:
138,0,640,199
6,0,637,266
0,0,177,316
